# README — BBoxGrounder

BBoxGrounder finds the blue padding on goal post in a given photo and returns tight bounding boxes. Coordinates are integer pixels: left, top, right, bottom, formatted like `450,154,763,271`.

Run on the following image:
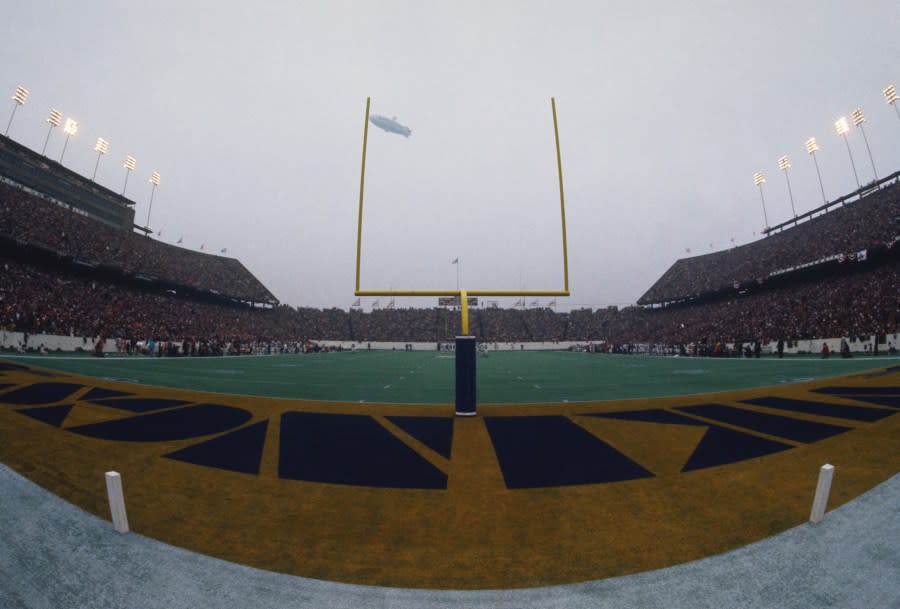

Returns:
455,336,477,416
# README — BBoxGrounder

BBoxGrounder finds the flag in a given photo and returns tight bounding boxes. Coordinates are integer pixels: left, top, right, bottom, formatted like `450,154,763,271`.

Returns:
351,298,361,308
220,248,227,254
372,299,380,309
386,298,395,309
451,258,458,264
176,237,183,244
548,298,557,308
200,244,204,250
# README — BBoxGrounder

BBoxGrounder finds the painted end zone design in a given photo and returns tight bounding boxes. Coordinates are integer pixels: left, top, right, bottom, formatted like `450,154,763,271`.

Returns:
0,359,898,588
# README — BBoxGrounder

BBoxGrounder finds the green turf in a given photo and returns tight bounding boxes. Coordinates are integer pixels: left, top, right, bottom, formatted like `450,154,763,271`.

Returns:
8,351,897,404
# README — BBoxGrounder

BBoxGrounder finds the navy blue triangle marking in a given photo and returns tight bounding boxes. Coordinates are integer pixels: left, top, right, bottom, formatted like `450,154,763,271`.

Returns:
279,412,447,489
17,404,74,427
386,416,454,459
839,394,900,409
81,387,134,400
682,425,792,472
580,409,708,426
86,397,192,413
676,403,850,443
742,396,894,422
69,404,252,442
165,420,268,475
484,415,654,489
0,382,84,405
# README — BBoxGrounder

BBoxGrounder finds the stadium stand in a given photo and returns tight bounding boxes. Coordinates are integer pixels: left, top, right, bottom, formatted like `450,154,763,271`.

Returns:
0,180,276,304
1,136,897,354
638,175,900,304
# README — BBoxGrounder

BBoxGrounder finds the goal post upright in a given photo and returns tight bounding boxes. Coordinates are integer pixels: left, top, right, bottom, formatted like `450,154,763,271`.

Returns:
354,97,570,414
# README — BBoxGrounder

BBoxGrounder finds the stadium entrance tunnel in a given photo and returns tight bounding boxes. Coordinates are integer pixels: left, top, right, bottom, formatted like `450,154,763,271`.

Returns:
0,359,898,588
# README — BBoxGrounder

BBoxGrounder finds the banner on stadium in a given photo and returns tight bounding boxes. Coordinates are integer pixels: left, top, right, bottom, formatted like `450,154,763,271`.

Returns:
438,296,478,307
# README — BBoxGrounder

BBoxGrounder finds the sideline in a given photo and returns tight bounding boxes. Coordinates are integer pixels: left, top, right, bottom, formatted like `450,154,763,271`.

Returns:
1,464,897,608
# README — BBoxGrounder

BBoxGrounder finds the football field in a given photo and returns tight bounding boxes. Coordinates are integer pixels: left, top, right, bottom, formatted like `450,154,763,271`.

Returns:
8,350,897,403
1,352,898,588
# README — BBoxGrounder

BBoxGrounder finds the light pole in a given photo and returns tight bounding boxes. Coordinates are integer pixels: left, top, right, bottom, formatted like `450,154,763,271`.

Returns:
5,85,28,136
806,137,827,204
778,155,796,217
59,118,77,164
885,85,899,122
92,137,108,181
753,171,769,230
122,155,136,195
835,117,860,190
146,171,160,227
41,109,61,155
851,108,877,181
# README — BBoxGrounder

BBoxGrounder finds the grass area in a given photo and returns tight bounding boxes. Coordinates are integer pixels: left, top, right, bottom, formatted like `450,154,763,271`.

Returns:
9,350,896,403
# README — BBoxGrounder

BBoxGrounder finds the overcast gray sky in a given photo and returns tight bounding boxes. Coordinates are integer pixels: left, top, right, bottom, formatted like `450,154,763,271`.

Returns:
2,1,898,310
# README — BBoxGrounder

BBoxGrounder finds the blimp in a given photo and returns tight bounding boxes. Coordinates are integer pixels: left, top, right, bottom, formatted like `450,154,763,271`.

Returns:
369,114,412,138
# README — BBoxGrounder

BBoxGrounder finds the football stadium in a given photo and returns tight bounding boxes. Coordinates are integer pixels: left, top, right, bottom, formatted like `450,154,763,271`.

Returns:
2,6,900,609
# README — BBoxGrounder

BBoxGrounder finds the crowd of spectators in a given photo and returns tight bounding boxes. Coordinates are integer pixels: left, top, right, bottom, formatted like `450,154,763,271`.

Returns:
639,179,900,304
0,182,275,303
2,168,898,355
2,254,896,352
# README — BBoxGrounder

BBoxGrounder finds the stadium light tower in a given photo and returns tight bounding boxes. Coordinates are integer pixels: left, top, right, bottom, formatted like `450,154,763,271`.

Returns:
121,155,136,195
92,137,108,181
59,118,78,164
146,171,160,227
885,85,899,122
851,108,877,180
805,137,827,204
753,171,769,230
834,117,860,190
778,155,797,217
41,109,62,155
5,85,28,136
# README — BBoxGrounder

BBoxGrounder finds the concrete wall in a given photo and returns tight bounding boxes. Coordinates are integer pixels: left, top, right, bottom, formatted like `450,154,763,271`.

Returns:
0,331,117,353
2,330,897,356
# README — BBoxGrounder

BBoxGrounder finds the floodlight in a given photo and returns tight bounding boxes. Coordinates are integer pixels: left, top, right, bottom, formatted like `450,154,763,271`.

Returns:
59,118,78,163
806,137,826,204
122,155,136,195
850,107,877,180
145,171,161,227
41,109,63,155
778,156,796,217
12,86,28,105
5,85,28,136
753,171,768,229
886,84,898,105
834,116,860,189
834,117,849,136
886,85,900,123
92,137,109,181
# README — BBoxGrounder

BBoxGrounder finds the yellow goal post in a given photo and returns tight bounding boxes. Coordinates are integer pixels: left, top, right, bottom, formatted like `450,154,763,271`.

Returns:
355,97,570,334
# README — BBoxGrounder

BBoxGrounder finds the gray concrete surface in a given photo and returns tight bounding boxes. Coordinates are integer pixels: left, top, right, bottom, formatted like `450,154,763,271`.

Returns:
1,464,897,609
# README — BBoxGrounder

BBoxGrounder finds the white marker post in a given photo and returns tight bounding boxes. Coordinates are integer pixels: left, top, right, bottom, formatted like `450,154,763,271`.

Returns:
105,471,130,533
809,464,834,524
